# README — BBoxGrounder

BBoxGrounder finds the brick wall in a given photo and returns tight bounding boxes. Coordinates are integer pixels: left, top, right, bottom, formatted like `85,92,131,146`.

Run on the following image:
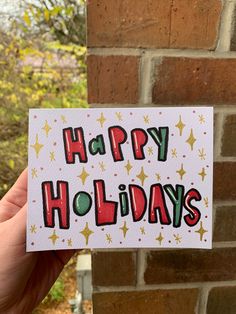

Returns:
87,1,236,313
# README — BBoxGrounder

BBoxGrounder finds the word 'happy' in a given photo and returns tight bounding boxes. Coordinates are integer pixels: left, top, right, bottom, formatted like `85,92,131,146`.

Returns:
63,126,169,162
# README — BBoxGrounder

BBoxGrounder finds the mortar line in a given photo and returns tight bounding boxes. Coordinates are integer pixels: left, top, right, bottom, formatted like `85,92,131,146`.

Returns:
88,47,236,58
93,279,236,293
216,0,236,52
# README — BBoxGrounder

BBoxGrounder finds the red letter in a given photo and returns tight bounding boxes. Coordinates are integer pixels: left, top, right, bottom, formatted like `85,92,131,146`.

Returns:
42,181,70,229
63,127,87,163
131,128,148,160
129,185,147,221
184,188,201,226
108,126,127,161
94,180,118,226
149,184,171,224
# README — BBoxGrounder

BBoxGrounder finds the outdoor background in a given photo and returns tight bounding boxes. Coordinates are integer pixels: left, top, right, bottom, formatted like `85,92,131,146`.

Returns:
0,1,88,313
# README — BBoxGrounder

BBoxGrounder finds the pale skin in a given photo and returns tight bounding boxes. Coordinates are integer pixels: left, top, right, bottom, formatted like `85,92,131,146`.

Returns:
0,169,75,313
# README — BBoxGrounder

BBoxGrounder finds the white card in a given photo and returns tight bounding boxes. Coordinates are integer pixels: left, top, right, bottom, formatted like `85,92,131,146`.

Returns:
27,107,213,251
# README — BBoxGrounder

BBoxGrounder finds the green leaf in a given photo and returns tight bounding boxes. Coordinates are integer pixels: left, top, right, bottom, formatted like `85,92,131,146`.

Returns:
8,159,15,170
23,11,31,27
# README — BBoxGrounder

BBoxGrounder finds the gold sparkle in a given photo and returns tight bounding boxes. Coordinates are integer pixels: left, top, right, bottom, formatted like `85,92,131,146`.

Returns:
80,222,94,245
136,166,148,186
140,227,146,235
176,164,186,180
186,129,196,150
175,115,186,136
31,134,44,158
115,112,123,121
171,148,177,158
204,197,209,208
78,167,89,185
67,238,72,247
143,115,150,124
48,230,59,245
30,225,37,234
106,233,112,244
50,151,55,161
42,120,52,137
195,221,208,241
174,234,182,244
120,221,129,238
99,162,106,172
125,160,133,175
198,167,207,181
198,148,206,160
61,115,67,123
199,114,205,124
97,112,106,127
31,168,38,179
148,147,153,155
156,232,164,245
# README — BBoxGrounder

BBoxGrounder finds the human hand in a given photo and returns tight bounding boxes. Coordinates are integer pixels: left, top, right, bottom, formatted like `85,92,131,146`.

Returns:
0,169,75,313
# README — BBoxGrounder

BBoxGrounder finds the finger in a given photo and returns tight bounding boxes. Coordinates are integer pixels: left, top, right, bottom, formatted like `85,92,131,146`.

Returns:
7,204,27,247
0,169,28,222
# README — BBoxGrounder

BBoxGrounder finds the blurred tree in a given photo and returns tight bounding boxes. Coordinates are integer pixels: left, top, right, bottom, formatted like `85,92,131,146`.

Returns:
0,0,87,198
20,0,86,45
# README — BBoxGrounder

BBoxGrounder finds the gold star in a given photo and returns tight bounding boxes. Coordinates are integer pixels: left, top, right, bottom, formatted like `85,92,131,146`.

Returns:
31,168,38,179
198,167,207,181
204,197,209,208
143,115,150,124
198,148,206,160
42,120,52,137
80,222,94,245
174,234,182,244
97,113,106,127
140,227,145,235
125,160,133,175
78,167,89,185
99,162,106,172
120,221,129,238
148,147,153,155
156,232,164,245
171,148,177,158
186,129,196,150
30,225,37,233
61,115,67,123
49,230,59,245
115,112,123,121
195,221,208,241
175,115,185,136
136,167,148,186
50,151,55,161
67,238,72,247
155,173,161,181
31,134,44,158
199,114,205,124
106,233,112,244
176,164,186,180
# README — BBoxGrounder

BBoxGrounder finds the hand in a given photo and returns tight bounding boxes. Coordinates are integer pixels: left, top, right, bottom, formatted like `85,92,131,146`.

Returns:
0,169,75,313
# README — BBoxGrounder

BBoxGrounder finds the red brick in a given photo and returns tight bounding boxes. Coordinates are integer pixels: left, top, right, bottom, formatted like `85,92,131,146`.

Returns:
87,55,140,104
144,248,236,284
87,0,222,49
207,286,236,314
93,289,199,314
92,251,136,286
152,58,236,105
213,162,236,201
222,115,236,157
214,206,236,242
